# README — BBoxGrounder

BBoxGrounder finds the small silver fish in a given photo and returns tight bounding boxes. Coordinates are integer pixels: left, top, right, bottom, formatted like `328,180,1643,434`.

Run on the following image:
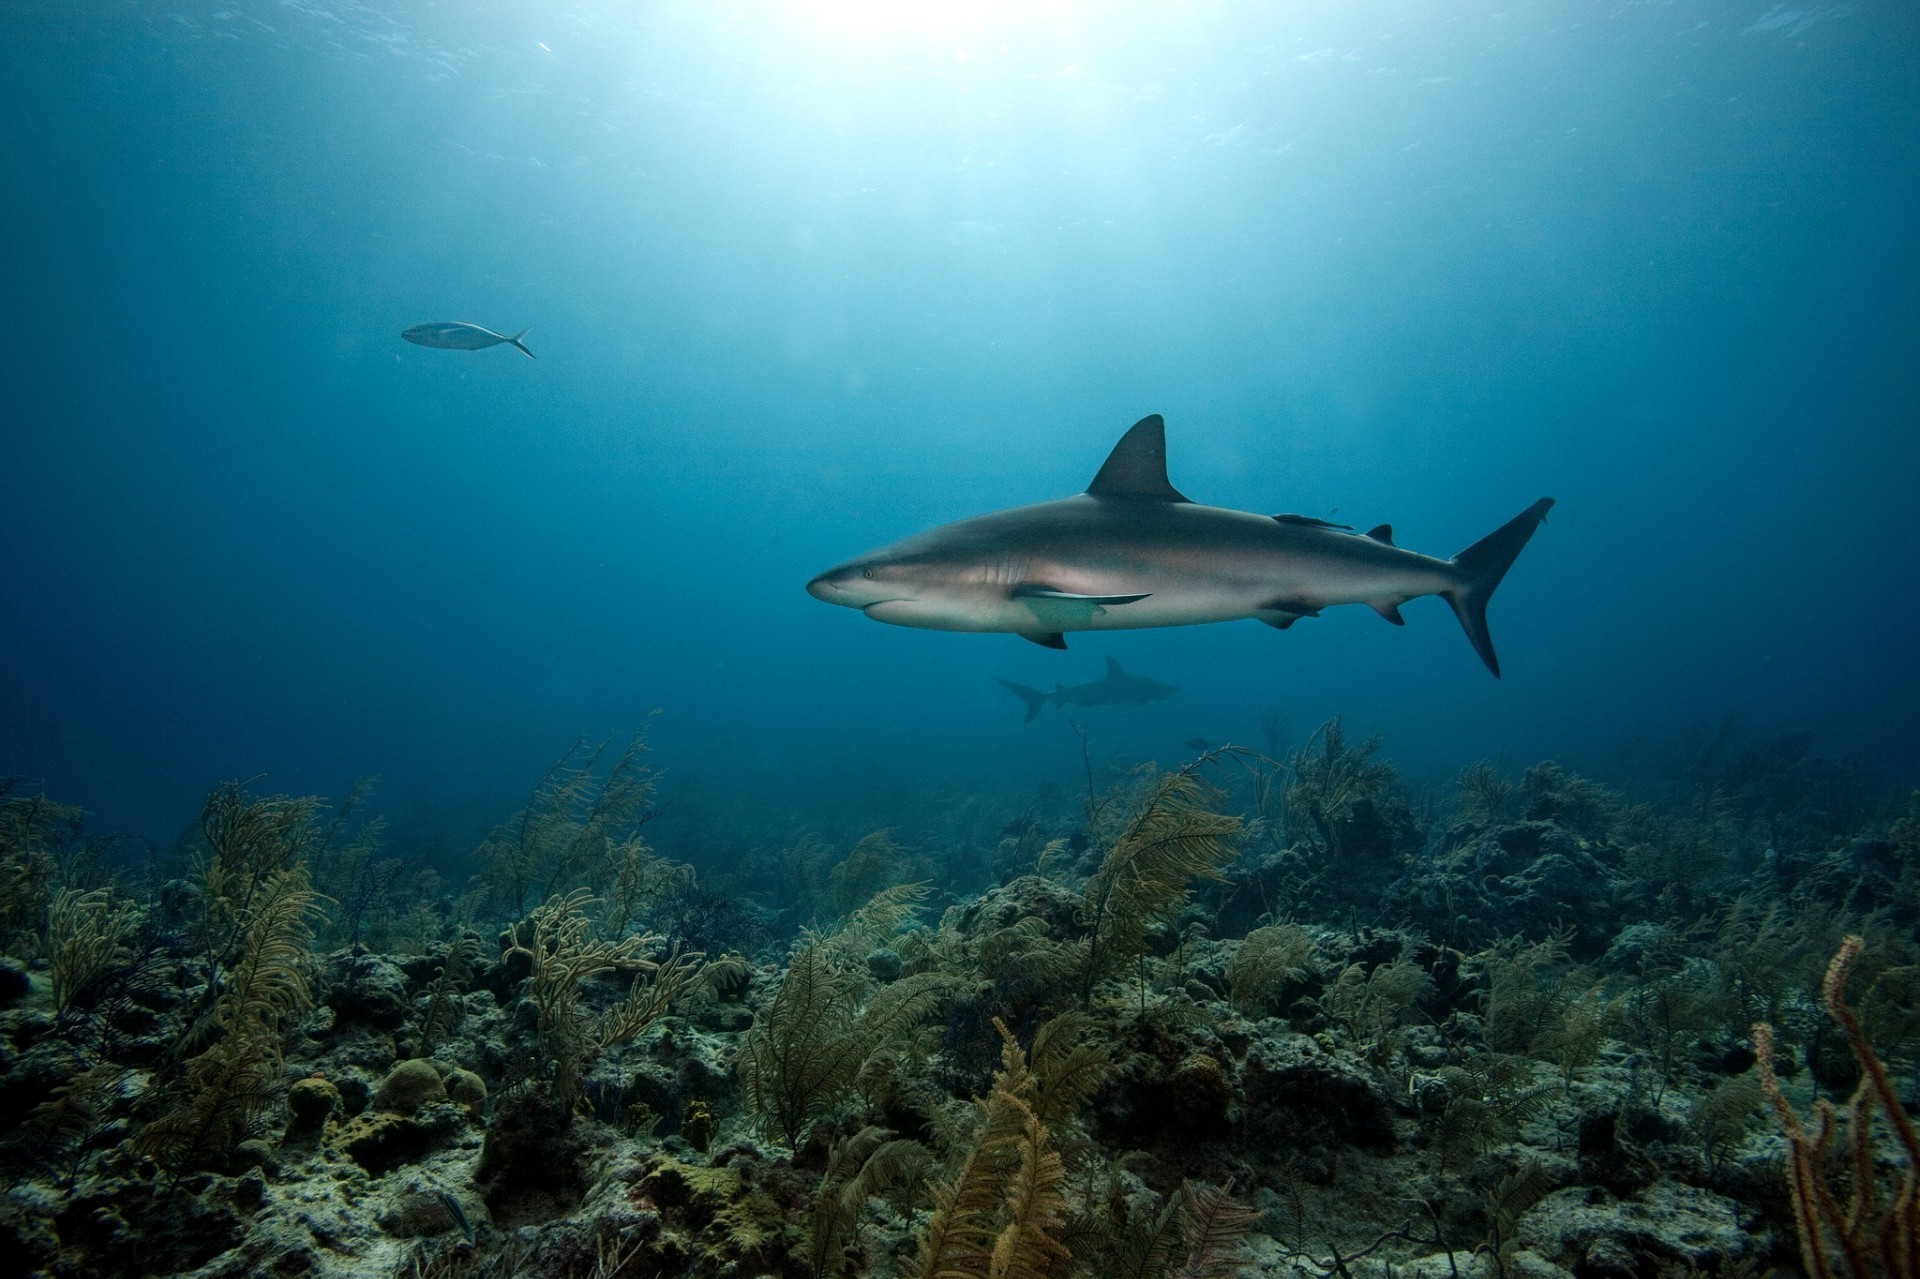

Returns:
437,1189,475,1244
401,322,535,359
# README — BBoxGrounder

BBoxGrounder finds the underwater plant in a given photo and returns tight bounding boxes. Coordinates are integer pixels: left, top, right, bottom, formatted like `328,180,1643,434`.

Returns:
913,1019,1069,1279
1321,954,1431,1070
475,726,661,918
1454,760,1514,829
1480,932,1614,1089
501,887,704,1112
136,857,325,1173
830,829,908,920
307,774,411,949
412,932,482,1058
0,780,86,958
1756,935,1920,1279
807,1125,935,1279
1225,922,1315,1017
1425,1052,1554,1167
1284,718,1397,858
46,885,141,1016
183,782,323,1026
1688,1073,1763,1179
1077,754,1242,1006
601,832,695,938
21,1063,129,1191
1067,1176,1261,1279
1476,1158,1553,1279
737,934,949,1148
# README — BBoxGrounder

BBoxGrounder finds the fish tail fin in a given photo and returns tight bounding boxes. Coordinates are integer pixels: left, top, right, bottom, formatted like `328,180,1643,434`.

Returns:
508,327,535,359
1443,497,1555,677
995,678,1050,723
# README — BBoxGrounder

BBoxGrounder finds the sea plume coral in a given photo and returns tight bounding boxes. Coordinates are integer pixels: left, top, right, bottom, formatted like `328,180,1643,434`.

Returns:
1078,754,1242,1005
1755,934,1919,1279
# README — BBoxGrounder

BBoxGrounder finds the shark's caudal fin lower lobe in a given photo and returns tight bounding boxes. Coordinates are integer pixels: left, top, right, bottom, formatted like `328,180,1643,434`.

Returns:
1444,497,1555,678
508,328,535,359
994,678,1050,723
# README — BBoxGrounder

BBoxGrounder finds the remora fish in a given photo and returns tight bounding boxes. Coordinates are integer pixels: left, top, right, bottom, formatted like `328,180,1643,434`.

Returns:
807,414,1554,675
401,321,535,359
997,656,1177,723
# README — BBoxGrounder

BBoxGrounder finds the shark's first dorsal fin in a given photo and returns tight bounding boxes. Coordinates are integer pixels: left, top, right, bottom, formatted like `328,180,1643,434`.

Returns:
1087,415,1190,502
1104,656,1123,677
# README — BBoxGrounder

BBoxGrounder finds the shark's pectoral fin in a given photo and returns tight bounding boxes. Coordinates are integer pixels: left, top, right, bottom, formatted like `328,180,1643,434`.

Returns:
1012,585,1150,628
1371,601,1407,625
1260,596,1322,618
1020,632,1068,650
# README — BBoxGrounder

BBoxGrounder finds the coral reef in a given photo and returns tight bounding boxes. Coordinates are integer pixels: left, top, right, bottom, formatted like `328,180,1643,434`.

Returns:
0,721,1915,1279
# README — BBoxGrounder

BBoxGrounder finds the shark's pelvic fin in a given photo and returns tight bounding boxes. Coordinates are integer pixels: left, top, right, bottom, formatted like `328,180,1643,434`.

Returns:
1087,415,1191,502
1445,497,1556,678
1021,632,1068,649
1257,612,1302,630
1261,596,1322,618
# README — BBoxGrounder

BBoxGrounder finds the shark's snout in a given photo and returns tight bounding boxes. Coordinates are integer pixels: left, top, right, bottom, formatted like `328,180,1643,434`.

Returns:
807,563,884,607
805,570,840,603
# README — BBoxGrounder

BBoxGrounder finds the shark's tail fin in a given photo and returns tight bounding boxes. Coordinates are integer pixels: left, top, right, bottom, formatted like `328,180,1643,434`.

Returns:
1443,497,1555,678
995,678,1050,723
508,327,535,359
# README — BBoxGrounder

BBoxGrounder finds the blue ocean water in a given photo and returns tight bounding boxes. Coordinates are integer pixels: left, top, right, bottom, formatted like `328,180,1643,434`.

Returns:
3,0,1915,849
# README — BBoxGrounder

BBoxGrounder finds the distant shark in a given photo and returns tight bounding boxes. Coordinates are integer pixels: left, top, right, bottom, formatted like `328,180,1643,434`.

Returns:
807,414,1554,675
996,656,1177,722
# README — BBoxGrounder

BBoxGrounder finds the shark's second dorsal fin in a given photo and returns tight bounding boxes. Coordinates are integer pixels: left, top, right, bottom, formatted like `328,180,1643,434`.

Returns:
1087,415,1190,502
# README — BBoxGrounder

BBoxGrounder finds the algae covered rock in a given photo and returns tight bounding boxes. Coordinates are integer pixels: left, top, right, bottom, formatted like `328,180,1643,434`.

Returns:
1238,1031,1394,1152
1517,1181,1774,1273
0,957,30,1007
476,1091,594,1227
285,1074,342,1140
373,1058,448,1114
636,1153,806,1273
330,1102,469,1175
325,950,414,1029
443,1065,487,1113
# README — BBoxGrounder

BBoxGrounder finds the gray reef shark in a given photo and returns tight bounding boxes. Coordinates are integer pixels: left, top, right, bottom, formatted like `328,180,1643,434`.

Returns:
997,656,1178,723
807,414,1554,676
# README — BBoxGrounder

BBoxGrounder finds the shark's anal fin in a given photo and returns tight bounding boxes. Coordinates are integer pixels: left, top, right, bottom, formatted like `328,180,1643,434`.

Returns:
1020,632,1068,650
1087,416,1191,502
1258,613,1301,631
1260,597,1322,618
1371,601,1406,625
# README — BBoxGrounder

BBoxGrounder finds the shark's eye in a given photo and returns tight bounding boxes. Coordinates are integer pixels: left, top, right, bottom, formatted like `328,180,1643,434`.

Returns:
862,566,877,580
